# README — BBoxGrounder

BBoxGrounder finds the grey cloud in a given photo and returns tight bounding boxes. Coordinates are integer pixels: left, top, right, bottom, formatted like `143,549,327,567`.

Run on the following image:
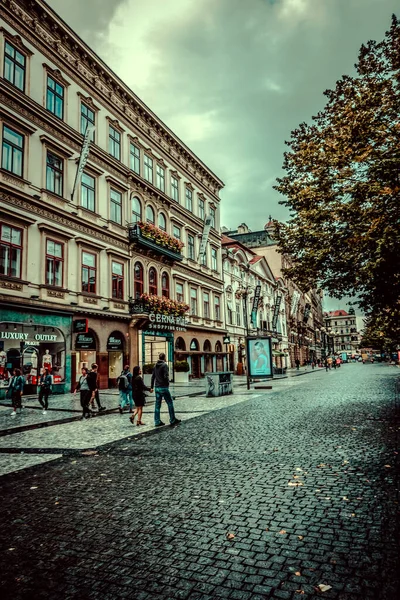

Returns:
47,0,399,234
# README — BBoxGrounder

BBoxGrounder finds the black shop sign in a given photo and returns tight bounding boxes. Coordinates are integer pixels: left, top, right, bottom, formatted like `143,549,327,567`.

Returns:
75,332,96,350
73,319,88,333
106,332,125,351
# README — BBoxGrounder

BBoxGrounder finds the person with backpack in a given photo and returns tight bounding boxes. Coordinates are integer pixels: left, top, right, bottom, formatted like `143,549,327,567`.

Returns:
7,368,24,416
117,366,131,413
151,353,181,427
38,368,52,414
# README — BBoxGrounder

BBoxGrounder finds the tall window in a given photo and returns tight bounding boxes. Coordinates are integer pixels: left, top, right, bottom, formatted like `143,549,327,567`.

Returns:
176,282,184,303
236,303,241,326
0,224,22,278
227,302,233,325
156,165,165,192
46,151,63,196
2,125,23,177
149,267,157,296
82,251,96,294
158,213,166,231
144,154,153,183
171,175,179,201
210,207,216,228
46,239,63,287
134,262,144,298
112,261,124,299
211,247,217,271
214,296,220,321
130,143,140,174
131,197,141,223
198,198,205,220
81,172,95,212
162,272,170,298
109,126,121,160
201,247,207,266
80,103,95,139
190,288,197,315
110,189,122,224
185,187,193,211
146,205,155,224
4,41,25,91
46,76,64,119
187,234,195,260
173,225,181,241
203,292,210,318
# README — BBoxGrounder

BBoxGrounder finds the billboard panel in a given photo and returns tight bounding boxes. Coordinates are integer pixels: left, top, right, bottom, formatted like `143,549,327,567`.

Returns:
247,336,273,378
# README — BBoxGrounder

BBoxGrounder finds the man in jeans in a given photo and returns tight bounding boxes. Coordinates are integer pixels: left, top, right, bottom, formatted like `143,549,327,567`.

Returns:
151,353,181,427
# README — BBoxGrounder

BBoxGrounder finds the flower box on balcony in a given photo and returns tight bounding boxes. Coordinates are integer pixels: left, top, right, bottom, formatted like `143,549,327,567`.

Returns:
129,294,189,317
128,222,183,262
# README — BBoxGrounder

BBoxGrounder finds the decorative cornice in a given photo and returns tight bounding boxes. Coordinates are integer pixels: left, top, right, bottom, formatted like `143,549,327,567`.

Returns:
173,263,224,290
106,116,125,133
77,92,100,112
1,191,128,249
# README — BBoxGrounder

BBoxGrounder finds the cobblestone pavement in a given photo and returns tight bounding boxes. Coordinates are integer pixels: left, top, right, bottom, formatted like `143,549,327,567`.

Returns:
0,364,399,600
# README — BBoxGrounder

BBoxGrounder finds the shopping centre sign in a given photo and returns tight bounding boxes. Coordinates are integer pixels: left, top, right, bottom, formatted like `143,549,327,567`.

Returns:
147,312,188,332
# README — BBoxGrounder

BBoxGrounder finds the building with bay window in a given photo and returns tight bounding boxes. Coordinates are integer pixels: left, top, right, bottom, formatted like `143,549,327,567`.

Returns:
0,0,225,394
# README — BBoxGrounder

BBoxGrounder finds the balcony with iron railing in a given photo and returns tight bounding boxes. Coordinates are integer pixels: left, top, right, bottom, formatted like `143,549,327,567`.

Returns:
128,222,184,263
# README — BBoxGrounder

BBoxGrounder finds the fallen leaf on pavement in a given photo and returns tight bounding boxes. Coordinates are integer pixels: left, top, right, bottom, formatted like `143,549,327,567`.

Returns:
278,530,287,535
384,465,392,468
81,450,98,456
342,497,349,501
296,468,303,472
295,571,301,576
226,533,235,540
298,536,304,540
288,482,303,486
317,584,332,592
8,548,15,551
295,591,305,595
30,487,38,490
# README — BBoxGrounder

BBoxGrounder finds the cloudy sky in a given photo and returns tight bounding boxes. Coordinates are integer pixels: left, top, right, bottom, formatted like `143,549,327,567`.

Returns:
48,0,397,312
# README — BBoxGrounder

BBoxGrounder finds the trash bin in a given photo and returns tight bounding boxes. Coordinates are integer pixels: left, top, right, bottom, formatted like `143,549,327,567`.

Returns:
206,371,233,397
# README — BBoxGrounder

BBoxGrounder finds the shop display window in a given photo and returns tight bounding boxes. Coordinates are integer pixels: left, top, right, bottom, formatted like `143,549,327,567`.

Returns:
0,323,66,387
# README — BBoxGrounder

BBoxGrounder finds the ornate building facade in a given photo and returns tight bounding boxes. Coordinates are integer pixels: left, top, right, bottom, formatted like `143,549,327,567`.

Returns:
0,0,225,394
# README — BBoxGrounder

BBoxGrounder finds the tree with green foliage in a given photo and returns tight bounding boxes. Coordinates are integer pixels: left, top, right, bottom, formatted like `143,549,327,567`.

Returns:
274,15,400,340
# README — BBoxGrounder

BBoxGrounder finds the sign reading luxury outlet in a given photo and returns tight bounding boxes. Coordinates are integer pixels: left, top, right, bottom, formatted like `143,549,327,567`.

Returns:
0,331,59,342
146,312,188,332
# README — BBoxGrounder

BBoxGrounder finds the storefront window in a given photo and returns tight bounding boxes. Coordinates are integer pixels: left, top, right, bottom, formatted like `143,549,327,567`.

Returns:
0,323,66,388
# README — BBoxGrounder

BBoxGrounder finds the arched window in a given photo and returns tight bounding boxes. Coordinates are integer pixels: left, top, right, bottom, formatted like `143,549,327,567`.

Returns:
134,262,144,298
131,197,142,223
149,267,157,296
161,272,170,298
175,337,186,351
190,338,199,351
146,205,155,224
203,339,212,352
215,341,222,352
158,213,166,231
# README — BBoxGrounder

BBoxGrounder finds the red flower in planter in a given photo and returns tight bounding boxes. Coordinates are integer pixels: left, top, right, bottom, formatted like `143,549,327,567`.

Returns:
137,222,184,253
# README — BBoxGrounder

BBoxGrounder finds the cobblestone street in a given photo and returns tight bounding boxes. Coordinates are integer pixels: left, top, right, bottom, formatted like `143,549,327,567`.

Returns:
0,364,399,600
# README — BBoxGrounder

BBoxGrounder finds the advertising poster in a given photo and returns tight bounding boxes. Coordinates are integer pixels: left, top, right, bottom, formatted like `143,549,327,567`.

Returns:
247,336,273,378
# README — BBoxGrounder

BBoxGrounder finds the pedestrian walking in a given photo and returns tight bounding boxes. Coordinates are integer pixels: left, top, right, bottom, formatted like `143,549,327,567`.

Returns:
38,368,52,414
325,358,329,372
122,365,134,412
74,367,92,419
151,353,181,427
130,366,152,426
295,358,300,370
7,368,24,416
117,366,131,414
88,363,106,411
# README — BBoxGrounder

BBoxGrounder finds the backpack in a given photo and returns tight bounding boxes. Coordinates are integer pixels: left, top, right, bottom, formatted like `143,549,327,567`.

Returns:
118,374,129,390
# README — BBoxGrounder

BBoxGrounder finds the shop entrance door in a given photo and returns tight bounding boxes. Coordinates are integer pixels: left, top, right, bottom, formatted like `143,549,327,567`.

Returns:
191,355,201,378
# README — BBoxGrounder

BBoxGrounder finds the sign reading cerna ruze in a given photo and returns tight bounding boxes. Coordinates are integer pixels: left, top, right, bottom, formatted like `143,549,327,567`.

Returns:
147,312,188,332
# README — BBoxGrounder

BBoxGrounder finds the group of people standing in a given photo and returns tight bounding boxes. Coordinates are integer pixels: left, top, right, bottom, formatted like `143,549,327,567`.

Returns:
75,352,180,427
